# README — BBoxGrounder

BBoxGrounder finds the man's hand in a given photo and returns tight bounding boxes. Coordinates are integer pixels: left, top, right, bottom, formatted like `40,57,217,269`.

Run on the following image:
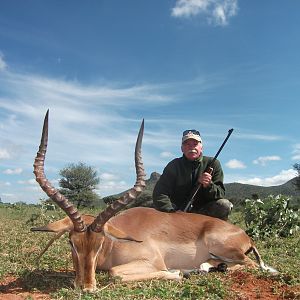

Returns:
198,169,213,188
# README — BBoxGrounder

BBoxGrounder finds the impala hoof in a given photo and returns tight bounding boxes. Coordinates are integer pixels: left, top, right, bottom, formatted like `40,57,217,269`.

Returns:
182,271,191,279
82,285,97,293
217,263,228,272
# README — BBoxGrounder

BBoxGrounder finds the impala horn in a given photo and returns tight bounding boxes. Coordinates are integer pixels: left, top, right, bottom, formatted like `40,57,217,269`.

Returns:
90,119,146,232
33,110,86,232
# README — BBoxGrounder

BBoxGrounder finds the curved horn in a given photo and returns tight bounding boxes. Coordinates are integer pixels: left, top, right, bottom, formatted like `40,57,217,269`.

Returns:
33,110,86,232
90,119,146,232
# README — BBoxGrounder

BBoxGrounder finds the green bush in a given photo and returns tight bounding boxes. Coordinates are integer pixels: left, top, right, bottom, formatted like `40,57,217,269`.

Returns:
244,194,300,238
26,199,58,226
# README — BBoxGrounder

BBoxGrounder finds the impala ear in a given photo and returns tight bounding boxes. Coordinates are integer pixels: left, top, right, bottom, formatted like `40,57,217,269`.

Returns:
31,216,74,232
103,223,143,243
31,215,96,233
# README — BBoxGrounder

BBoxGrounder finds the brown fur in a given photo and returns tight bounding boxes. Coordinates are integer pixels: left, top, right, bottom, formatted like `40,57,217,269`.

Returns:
33,207,273,292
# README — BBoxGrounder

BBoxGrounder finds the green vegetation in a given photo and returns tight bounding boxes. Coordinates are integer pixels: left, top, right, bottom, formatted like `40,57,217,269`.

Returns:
0,197,299,299
51,273,229,300
244,195,300,238
294,163,300,191
59,162,100,208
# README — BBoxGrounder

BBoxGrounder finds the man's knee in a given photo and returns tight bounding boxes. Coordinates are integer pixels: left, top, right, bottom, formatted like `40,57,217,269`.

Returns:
216,199,233,211
197,199,233,221
214,199,233,220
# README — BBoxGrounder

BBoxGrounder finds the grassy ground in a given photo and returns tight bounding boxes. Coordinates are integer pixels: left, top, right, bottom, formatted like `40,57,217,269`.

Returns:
0,204,299,299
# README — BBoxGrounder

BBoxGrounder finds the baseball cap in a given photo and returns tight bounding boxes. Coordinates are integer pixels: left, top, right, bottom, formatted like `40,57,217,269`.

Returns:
182,129,202,143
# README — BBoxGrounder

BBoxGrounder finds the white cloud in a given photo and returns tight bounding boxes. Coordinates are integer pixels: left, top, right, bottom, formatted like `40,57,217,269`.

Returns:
160,151,174,158
212,0,238,25
18,178,36,185
3,168,23,175
292,143,300,160
100,173,119,181
171,0,210,18
0,148,10,159
0,67,181,172
237,169,297,186
0,142,23,161
1,193,14,197
253,156,281,166
237,133,282,141
24,186,41,192
0,53,7,71
225,159,246,169
0,72,173,116
98,173,132,196
171,0,238,26
99,180,128,196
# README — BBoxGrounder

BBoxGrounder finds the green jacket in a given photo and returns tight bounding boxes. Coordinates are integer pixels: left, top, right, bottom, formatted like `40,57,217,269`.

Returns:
152,155,225,212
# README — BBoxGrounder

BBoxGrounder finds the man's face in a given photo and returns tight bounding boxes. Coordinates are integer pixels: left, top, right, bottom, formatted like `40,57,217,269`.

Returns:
181,139,203,161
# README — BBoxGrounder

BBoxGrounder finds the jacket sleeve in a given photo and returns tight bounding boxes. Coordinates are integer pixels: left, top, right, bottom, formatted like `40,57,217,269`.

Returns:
152,163,176,212
201,159,225,201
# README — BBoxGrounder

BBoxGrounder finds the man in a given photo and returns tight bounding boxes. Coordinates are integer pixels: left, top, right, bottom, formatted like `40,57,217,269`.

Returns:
152,129,232,220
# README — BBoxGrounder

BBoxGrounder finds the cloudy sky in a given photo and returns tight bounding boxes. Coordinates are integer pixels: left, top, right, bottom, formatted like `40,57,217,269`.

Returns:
0,0,299,204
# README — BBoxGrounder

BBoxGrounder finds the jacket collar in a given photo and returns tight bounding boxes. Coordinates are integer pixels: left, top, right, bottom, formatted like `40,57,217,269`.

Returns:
182,154,203,165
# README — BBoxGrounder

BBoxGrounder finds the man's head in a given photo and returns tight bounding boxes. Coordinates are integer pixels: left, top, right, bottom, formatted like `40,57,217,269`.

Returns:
181,130,203,161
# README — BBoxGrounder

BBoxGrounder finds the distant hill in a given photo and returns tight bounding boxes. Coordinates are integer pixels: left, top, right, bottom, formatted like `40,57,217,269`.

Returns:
103,172,300,208
225,178,299,201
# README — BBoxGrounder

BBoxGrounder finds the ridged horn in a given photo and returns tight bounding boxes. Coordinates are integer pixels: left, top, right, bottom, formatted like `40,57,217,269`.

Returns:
90,119,146,232
33,110,86,232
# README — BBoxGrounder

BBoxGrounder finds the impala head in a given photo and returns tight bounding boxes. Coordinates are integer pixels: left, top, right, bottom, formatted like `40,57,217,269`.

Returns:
32,110,146,292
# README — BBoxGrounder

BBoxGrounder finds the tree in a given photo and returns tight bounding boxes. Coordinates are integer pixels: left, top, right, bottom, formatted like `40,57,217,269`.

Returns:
102,195,117,205
59,162,100,208
293,163,300,191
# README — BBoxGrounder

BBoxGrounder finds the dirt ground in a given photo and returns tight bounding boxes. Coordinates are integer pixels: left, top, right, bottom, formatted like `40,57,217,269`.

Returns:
0,271,299,300
228,271,299,300
0,275,50,300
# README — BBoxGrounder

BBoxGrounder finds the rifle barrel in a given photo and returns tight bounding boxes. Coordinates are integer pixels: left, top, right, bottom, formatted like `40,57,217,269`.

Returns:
212,128,234,163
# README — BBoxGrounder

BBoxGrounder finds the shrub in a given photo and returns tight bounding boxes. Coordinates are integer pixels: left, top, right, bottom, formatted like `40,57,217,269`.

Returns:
244,195,300,238
26,199,57,226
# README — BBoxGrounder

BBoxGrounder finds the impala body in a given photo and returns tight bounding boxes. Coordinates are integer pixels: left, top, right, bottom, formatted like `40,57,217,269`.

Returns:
32,111,277,292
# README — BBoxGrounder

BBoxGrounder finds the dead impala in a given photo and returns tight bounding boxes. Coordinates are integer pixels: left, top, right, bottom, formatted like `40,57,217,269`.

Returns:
32,111,277,292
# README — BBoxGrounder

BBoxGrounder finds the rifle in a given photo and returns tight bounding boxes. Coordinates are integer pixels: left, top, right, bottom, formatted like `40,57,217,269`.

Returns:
183,128,234,212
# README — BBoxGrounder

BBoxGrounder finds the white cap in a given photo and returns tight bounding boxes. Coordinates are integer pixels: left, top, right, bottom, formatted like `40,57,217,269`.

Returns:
182,130,202,143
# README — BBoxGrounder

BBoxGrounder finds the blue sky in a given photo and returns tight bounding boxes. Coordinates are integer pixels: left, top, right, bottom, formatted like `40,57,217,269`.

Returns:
0,0,299,204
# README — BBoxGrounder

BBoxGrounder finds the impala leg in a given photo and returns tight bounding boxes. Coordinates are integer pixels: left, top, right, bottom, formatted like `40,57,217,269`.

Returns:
199,257,255,273
110,261,182,282
199,261,216,272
